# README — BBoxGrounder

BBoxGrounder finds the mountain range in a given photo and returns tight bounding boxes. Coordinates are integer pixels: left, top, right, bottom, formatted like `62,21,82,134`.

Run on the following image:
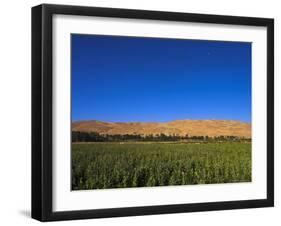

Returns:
72,119,251,138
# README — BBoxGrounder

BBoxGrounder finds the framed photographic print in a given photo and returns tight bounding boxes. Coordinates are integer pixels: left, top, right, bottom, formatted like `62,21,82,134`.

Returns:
32,4,274,221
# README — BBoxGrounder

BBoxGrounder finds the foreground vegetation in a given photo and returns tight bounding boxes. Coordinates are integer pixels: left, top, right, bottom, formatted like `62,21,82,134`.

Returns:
72,142,251,190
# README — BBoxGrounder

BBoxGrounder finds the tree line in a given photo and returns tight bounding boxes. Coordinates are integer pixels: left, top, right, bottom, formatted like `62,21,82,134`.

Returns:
72,131,251,142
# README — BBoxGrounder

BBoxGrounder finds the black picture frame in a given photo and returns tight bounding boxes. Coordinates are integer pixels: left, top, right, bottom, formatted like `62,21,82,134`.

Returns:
32,4,274,222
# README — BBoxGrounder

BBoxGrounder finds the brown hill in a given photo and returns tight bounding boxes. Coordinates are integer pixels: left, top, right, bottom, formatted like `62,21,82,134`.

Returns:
72,119,251,138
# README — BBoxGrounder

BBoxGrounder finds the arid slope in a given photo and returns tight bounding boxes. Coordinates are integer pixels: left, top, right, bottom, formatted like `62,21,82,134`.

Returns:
72,120,251,138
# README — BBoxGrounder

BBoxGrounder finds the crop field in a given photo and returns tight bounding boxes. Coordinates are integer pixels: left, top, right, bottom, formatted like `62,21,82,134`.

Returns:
72,142,251,190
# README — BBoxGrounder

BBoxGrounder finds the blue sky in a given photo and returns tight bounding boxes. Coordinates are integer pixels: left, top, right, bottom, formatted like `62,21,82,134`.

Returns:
72,34,251,123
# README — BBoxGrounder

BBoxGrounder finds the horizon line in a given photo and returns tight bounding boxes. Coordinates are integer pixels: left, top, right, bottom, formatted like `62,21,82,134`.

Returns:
72,118,251,124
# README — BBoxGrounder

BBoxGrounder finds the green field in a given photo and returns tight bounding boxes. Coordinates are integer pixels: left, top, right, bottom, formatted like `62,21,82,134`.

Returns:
72,142,251,190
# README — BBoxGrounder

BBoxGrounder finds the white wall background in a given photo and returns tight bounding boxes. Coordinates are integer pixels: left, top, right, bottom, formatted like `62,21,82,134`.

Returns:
0,0,279,225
